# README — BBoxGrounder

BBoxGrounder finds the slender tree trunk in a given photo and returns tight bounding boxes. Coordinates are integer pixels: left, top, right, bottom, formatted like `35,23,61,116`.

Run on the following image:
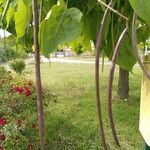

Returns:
117,67,129,99
32,0,45,149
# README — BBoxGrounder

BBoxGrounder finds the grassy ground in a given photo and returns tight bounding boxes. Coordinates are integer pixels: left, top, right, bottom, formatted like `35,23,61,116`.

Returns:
24,62,143,150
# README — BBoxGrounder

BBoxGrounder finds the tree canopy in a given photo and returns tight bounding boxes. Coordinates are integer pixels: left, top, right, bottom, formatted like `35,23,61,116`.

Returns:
1,0,150,70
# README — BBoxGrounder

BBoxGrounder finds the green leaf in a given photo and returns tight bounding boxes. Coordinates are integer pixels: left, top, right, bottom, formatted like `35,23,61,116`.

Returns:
0,0,6,4
58,0,65,6
0,7,3,14
1,0,10,22
23,0,32,6
39,4,83,56
6,5,15,28
82,6,103,40
137,24,150,43
81,35,92,51
6,20,16,35
87,0,97,12
117,33,137,71
15,0,31,39
129,0,150,22
104,22,137,71
42,0,57,21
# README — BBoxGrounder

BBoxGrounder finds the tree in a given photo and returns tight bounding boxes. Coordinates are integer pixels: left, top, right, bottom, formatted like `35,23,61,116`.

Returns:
1,0,150,149
69,36,92,56
1,0,83,149
32,0,45,149
118,67,129,99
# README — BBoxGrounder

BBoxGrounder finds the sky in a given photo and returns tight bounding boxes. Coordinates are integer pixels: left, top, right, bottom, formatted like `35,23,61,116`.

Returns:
0,29,11,38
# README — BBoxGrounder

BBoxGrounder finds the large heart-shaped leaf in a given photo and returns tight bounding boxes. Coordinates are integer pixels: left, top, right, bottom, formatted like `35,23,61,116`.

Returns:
129,0,150,22
15,0,32,39
39,4,83,56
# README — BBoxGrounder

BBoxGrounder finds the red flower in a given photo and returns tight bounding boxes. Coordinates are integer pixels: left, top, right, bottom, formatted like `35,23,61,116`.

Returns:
27,144,33,150
0,133,6,141
17,87,23,93
12,85,23,93
24,90,30,96
13,86,23,94
0,146,4,150
16,119,23,126
0,117,7,126
24,87,31,96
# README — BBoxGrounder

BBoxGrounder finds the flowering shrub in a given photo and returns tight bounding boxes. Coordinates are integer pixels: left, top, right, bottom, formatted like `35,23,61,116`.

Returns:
0,65,39,149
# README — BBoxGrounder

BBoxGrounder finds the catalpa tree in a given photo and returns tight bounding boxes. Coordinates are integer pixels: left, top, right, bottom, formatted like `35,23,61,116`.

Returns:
0,0,150,149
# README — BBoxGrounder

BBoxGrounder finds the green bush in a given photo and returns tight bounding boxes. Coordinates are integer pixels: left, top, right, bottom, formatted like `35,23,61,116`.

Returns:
0,45,27,62
0,46,16,62
9,59,26,74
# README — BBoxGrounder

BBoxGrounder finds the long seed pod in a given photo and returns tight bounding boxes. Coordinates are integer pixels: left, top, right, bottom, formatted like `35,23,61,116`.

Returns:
32,0,45,149
107,26,128,146
95,1,112,149
132,13,150,80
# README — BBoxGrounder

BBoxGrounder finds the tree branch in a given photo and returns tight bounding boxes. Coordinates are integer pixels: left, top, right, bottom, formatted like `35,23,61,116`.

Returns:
98,0,128,21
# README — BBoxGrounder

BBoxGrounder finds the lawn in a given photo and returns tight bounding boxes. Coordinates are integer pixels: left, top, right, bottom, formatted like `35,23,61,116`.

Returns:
24,62,143,150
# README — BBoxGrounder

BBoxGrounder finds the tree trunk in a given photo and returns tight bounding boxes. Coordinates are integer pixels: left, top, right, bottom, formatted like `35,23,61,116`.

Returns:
32,0,45,149
117,67,129,99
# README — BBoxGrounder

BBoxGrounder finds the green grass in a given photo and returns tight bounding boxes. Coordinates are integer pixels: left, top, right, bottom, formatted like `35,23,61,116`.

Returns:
24,62,143,150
